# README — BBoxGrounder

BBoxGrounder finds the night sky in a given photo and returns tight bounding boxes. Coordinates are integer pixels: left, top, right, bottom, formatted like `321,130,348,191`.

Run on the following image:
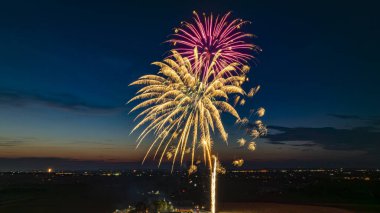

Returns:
1,0,379,170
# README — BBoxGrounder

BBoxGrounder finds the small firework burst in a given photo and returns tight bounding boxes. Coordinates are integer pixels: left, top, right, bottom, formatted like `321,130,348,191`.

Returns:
232,159,244,167
216,162,226,174
248,142,256,151
236,117,249,125
259,126,268,136
250,129,260,138
255,120,268,136
256,107,265,117
237,138,247,147
247,85,260,97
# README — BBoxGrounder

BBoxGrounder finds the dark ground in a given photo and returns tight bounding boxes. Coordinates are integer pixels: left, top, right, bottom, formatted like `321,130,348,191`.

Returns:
0,169,380,213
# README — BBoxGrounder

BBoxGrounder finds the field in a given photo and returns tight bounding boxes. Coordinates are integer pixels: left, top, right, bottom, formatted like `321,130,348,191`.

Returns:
1,171,380,213
219,202,353,213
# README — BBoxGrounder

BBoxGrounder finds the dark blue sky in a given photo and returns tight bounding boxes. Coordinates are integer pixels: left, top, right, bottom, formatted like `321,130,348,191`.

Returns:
1,0,379,170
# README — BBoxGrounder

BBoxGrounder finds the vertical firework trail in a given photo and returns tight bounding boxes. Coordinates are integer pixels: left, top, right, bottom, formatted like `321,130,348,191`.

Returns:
211,156,217,213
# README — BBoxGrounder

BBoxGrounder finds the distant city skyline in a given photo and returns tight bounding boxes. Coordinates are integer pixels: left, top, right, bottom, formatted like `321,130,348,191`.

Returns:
1,1,380,170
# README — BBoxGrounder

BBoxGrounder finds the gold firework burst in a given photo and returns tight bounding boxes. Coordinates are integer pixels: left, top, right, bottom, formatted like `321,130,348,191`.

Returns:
128,48,249,171
256,107,265,117
232,159,244,167
247,141,256,151
237,138,247,147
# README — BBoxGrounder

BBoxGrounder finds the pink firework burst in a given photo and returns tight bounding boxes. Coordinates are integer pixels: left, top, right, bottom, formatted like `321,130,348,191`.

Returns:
168,11,260,76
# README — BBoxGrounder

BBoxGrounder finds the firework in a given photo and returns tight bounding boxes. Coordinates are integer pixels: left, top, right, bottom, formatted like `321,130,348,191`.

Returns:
216,160,226,174
236,117,249,125
256,107,265,117
232,159,244,167
250,129,260,139
128,49,248,170
248,141,256,151
255,119,268,136
188,164,198,175
237,138,246,147
128,12,265,213
211,156,217,213
255,120,262,125
168,11,259,76
247,85,260,97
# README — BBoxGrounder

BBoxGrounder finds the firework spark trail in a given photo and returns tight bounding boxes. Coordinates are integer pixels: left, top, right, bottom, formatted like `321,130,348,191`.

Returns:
211,156,217,213
169,11,260,77
128,48,250,172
